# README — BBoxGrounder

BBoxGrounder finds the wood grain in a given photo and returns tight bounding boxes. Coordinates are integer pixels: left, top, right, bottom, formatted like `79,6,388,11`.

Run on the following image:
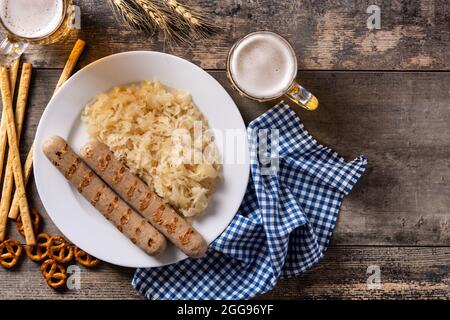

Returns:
1,246,449,299
260,246,450,300
1,69,450,299
0,0,449,299
3,69,448,245
0,258,142,300
0,72,449,299
0,0,448,70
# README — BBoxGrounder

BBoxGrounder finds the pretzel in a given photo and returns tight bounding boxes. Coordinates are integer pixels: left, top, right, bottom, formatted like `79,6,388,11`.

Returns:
16,208,41,238
74,247,101,268
40,258,67,289
47,235,74,264
0,239,22,269
25,233,51,262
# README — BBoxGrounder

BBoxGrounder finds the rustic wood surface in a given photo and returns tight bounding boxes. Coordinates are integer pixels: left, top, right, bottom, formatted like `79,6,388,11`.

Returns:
1,0,449,70
1,0,450,299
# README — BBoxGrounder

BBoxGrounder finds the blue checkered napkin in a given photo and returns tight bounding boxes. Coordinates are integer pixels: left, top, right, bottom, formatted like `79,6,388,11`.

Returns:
132,102,367,300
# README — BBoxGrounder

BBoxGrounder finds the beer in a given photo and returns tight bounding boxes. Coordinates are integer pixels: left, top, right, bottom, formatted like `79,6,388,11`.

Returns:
0,0,78,65
227,31,318,110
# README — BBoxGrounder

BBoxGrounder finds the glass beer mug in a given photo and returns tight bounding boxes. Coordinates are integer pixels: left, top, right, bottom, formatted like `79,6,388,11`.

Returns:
0,0,80,65
227,31,318,111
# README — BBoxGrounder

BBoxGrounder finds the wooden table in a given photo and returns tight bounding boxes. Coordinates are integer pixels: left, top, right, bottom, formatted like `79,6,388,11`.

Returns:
1,0,449,299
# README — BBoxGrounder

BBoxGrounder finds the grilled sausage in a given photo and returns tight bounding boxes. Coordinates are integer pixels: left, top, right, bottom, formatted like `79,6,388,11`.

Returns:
42,136,167,256
80,140,208,258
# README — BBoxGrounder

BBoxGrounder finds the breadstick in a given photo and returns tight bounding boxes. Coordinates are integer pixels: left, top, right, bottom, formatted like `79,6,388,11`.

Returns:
9,39,86,220
43,136,166,256
8,147,33,220
81,141,208,258
0,63,32,227
0,67,34,245
55,39,86,90
9,58,20,95
0,59,20,186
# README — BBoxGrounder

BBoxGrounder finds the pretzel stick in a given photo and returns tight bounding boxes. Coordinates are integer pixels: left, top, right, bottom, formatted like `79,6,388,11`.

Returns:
8,39,86,220
0,63,32,228
0,59,20,185
0,67,34,245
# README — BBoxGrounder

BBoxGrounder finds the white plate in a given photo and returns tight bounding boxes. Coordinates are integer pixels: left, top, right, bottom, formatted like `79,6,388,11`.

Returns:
34,51,249,268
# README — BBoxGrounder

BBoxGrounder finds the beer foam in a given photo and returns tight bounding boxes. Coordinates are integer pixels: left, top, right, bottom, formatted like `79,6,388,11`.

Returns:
0,0,64,39
229,32,297,99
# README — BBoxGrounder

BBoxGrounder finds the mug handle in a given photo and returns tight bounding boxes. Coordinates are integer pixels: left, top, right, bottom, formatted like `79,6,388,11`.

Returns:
0,38,28,67
285,81,319,111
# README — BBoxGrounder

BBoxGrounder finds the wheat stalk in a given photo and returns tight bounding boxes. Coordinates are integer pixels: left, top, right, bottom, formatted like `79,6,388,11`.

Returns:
134,0,186,42
107,0,220,44
108,0,148,31
163,0,220,39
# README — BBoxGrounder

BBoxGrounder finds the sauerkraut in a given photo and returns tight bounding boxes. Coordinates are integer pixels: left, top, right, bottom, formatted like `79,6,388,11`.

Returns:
81,81,221,217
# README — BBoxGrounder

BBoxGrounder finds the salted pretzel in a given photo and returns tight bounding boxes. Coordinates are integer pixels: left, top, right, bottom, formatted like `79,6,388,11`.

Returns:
74,247,101,268
25,233,51,262
0,239,23,269
47,235,74,264
16,208,41,237
40,259,67,289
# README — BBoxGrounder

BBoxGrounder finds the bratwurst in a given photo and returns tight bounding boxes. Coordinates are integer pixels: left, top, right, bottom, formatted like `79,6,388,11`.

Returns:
80,140,208,258
42,136,167,256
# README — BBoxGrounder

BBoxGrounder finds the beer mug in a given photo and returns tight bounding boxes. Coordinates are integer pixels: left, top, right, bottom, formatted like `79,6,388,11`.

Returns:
227,31,318,111
0,0,80,65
